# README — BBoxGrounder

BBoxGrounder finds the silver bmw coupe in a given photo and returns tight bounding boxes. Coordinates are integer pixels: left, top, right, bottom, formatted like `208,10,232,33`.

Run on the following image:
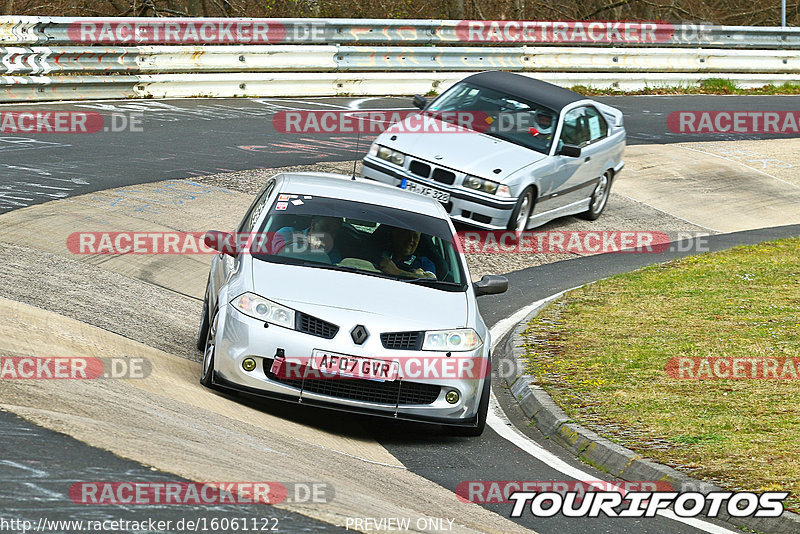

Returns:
362,71,626,231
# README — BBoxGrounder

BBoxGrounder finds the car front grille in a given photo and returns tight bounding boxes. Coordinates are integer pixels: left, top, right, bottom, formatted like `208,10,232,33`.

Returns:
431,168,456,185
264,359,440,405
296,313,339,339
409,160,431,178
408,159,456,186
380,331,423,350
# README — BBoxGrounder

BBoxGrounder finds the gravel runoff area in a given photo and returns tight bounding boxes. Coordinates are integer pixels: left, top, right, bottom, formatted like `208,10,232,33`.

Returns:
195,161,714,280
0,240,204,363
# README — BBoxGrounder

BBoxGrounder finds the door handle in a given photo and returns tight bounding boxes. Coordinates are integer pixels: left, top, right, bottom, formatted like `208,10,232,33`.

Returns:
584,156,591,163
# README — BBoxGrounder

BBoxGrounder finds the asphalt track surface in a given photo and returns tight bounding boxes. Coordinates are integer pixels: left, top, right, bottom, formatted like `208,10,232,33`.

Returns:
2,94,800,214
1,95,799,534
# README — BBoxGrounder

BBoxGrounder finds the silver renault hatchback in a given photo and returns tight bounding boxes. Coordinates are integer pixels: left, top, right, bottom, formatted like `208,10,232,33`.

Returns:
197,172,507,436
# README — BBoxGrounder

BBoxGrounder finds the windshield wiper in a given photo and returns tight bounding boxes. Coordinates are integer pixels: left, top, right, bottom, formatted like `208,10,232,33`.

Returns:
300,261,357,273
298,261,400,281
404,278,465,291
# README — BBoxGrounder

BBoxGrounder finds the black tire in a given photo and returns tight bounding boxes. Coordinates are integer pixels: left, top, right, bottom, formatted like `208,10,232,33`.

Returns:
450,373,491,437
200,308,218,388
196,294,210,351
579,171,612,221
506,187,535,231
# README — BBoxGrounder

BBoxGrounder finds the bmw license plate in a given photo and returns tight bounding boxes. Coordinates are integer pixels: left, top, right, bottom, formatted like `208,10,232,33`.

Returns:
310,350,399,381
402,179,450,203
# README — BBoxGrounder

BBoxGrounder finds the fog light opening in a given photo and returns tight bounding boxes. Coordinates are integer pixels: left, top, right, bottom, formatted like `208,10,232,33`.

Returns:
242,358,256,372
445,390,460,404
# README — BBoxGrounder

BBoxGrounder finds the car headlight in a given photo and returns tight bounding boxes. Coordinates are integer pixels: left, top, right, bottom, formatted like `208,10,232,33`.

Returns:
375,145,406,166
422,329,482,351
232,292,295,328
368,142,379,156
463,175,508,196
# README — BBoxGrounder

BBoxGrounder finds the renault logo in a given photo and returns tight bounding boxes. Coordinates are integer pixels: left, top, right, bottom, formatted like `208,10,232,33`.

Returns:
350,325,369,345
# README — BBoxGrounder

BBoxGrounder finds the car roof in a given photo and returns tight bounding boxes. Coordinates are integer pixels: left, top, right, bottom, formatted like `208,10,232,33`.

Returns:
276,172,447,219
460,71,584,112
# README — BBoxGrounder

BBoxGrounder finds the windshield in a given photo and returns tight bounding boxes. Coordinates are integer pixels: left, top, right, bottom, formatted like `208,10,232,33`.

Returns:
427,82,558,155
252,194,467,290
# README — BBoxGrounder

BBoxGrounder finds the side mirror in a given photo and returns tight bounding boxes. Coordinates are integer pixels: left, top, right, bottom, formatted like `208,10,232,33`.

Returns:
473,275,508,296
204,230,236,256
558,144,582,158
412,94,428,110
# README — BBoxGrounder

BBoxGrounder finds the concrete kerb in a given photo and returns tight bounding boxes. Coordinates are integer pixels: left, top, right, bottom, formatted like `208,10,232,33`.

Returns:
500,295,800,534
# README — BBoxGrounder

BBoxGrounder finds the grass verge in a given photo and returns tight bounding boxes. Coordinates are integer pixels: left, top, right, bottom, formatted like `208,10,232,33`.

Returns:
571,78,800,96
522,237,800,512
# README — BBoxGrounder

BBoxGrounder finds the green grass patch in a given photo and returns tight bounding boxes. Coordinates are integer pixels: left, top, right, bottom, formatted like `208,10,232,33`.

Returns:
570,80,800,96
522,237,800,512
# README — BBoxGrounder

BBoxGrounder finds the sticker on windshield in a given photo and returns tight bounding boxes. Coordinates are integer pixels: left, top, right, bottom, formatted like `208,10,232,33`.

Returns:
278,194,290,201
276,202,288,211
291,199,304,206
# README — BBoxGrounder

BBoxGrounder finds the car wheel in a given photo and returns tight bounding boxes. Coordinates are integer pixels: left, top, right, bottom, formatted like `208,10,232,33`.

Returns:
450,373,491,437
507,188,534,231
580,171,612,221
196,292,210,351
200,307,218,388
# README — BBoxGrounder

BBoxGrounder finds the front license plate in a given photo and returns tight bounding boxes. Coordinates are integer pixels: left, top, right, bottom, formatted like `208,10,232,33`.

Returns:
402,179,450,203
310,350,399,381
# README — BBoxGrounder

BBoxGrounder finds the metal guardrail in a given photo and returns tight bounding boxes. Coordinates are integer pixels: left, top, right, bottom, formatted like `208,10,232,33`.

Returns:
1,16,799,102
2,46,798,75
4,72,799,102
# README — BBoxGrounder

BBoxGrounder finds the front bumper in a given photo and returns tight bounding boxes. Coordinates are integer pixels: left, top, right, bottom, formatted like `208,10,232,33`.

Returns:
361,156,517,230
211,304,488,427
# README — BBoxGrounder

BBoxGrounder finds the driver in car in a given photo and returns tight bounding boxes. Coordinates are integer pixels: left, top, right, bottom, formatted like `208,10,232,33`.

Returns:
531,110,553,137
271,215,342,263
378,227,437,279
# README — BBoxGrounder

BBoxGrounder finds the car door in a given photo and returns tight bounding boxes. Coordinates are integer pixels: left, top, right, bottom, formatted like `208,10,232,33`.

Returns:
582,105,612,183
536,106,592,211
554,106,611,207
